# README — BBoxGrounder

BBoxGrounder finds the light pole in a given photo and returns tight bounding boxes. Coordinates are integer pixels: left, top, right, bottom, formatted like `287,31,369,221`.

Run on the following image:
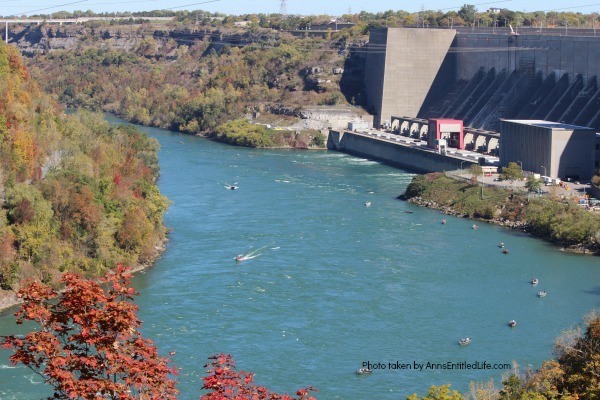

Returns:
516,160,523,170
541,165,546,176
460,160,466,175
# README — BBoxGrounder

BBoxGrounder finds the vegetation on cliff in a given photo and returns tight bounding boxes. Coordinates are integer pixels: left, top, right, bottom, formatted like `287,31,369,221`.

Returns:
401,173,600,253
24,23,351,148
0,40,168,295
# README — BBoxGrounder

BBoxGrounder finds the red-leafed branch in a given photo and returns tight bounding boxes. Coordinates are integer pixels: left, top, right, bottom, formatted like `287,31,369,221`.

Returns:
1,264,179,399
201,353,317,400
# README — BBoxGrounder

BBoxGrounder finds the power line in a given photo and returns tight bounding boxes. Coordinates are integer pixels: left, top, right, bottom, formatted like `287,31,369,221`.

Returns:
20,0,90,15
166,0,220,10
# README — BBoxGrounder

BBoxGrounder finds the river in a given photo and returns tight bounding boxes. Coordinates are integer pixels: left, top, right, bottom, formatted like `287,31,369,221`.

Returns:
1,116,599,399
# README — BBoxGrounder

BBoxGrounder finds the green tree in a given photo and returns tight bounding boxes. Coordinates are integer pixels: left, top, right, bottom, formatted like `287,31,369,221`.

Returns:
555,312,600,398
408,384,464,400
500,162,524,183
525,175,542,193
458,4,477,26
469,164,483,184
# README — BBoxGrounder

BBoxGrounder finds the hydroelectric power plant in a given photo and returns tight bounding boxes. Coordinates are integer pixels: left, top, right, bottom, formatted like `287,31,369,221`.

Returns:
329,27,600,182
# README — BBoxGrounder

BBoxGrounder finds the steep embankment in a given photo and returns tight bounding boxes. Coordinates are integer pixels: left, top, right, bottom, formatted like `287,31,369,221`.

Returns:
16,22,368,147
0,40,168,309
400,173,600,254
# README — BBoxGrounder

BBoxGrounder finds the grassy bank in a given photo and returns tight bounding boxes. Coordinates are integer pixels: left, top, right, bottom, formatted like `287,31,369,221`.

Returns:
400,173,600,254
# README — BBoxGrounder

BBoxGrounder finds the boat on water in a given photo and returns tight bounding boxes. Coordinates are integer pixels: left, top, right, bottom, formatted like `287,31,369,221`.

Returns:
364,201,372,207
356,368,372,375
498,242,504,248
458,337,471,346
502,248,509,254
472,224,479,229
508,320,517,327
441,219,447,224
531,278,539,285
404,210,414,214
537,290,547,298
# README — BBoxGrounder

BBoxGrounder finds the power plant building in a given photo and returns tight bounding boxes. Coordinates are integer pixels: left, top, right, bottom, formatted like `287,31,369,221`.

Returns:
499,120,596,180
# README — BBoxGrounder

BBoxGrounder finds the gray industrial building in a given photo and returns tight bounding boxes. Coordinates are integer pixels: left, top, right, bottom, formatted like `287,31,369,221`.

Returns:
499,120,596,180
361,27,600,175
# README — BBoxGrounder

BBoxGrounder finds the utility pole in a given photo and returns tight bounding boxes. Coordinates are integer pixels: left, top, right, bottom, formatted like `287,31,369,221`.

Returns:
279,0,287,20
4,21,8,43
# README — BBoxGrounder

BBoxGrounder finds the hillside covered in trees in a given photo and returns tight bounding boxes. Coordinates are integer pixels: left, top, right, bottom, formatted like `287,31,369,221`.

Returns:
0,40,168,304
17,20,359,148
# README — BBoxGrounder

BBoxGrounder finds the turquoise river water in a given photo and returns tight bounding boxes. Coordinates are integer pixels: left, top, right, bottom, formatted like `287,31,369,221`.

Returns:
1,117,599,399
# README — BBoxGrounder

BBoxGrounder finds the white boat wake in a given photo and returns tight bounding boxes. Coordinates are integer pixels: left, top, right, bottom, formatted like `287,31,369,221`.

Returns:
234,246,268,262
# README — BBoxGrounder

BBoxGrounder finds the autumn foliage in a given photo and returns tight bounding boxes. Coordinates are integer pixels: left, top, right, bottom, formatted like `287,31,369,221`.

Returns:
202,354,317,400
1,264,179,399
0,39,169,290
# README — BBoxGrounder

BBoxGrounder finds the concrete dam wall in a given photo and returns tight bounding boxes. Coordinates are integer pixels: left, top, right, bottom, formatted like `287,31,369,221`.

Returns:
327,130,470,173
365,28,600,132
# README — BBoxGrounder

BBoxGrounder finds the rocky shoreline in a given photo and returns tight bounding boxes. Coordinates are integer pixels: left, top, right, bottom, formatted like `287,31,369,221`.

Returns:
405,196,598,255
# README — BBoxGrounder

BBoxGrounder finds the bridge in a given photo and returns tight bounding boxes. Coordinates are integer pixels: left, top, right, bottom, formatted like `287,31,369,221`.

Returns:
0,17,173,25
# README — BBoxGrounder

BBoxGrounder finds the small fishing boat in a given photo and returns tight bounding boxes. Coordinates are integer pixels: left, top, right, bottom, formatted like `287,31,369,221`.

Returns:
508,320,517,327
537,290,547,298
531,278,539,285
441,219,447,224
364,201,372,207
498,242,504,248
458,337,471,346
502,248,509,254
356,368,372,375
472,224,479,229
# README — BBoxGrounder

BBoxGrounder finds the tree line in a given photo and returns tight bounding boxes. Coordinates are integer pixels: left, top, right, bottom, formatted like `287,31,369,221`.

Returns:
0,40,168,292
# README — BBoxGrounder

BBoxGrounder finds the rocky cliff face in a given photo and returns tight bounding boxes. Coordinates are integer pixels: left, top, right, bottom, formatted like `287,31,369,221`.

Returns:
7,24,145,55
6,24,282,56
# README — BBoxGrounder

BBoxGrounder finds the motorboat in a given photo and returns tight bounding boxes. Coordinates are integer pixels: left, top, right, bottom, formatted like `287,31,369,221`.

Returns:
537,290,547,298
508,320,517,327
531,278,539,285
472,224,479,229
502,248,509,254
404,210,414,214
356,368,372,375
458,337,471,346
441,219,447,224
364,201,372,207
498,242,504,248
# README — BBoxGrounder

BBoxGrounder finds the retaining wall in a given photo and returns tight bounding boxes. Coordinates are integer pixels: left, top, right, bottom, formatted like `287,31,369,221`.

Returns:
327,130,473,173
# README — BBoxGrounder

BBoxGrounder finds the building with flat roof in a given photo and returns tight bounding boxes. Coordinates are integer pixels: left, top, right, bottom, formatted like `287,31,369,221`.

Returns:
499,120,596,180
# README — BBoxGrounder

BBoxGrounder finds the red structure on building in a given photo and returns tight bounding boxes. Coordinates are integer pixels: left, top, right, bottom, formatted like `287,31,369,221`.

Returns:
427,118,464,150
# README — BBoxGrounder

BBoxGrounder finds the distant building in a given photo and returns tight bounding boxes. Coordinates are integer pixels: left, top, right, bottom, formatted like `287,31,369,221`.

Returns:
348,120,370,131
499,120,596,180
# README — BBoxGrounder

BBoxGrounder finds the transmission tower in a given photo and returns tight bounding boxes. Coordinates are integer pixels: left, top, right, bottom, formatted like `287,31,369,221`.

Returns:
279,0,288,19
